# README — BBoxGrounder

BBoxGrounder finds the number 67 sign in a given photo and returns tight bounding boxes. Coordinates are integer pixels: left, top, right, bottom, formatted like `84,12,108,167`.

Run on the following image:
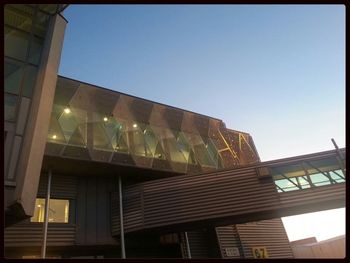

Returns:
252,247,269,258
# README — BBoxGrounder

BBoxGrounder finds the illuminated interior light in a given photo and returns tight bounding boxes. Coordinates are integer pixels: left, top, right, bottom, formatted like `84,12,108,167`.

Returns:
64,107,71,114
133,123,138,128
103,117,108,122
52,135,57,139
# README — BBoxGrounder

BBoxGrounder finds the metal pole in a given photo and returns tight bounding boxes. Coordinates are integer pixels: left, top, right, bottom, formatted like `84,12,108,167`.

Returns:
331,138,346,175
119,176,126,259
41,169,52,258
184,232,191,259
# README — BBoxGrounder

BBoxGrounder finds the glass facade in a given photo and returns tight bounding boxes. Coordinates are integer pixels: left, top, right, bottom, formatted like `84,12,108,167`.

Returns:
4,4,54,122
45,77,260,174
271,156,345,193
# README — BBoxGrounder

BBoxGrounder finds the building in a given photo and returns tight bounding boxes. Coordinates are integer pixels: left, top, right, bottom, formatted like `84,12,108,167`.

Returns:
290,236,345,258
4,4,346,259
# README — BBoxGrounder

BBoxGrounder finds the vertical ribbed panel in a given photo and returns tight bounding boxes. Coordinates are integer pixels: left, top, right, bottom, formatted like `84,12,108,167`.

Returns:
37,173,78,199
236,218,294,259
187,229,210,258
75,176,117,245
216,225,243,258
4,223,76,247
110,191,120,236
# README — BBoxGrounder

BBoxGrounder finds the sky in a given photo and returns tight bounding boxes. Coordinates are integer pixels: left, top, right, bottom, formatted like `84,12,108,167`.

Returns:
59,5,345,242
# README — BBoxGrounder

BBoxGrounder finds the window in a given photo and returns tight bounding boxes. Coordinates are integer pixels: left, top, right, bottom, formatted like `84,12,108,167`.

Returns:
4,26,30,61
4,93,18,121
4,59,24,95
31,198,69,223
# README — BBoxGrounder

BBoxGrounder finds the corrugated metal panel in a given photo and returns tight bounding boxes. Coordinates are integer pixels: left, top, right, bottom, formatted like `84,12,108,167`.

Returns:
75,176,118,245
187,230,210,258
279,183,345,207
37,173,78,199
4,223,76,247
236,218,293,259
114,169,344,234
110,191,120,236
179,229,212,259
216,225,243,259
117,167,280,233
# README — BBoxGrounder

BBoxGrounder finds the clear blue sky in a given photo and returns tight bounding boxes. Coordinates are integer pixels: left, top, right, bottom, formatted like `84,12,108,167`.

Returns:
59,4,345,241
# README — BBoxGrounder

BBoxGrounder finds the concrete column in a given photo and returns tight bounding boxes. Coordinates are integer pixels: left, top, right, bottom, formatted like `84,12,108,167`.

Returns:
41,170,52,258
12,13,67,219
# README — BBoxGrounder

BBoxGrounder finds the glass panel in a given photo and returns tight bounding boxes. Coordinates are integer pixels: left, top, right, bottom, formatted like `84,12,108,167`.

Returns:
329,170,345,183
4,59,24,95
206,139,219,167
306,158,340,173
144,126,158,157
4,5,34,33
4,26,29,61
275,178,299,192
309,173,331,186
47,115,66,144
193,143,216,167
22,65,38,97
271,163,305,180
163,137,187,163
28,36,44,65
31,198,69,223
298,176,311,189
33,11,50,37
176,132,191,162
30,198,45,222
38,4,58,14
55,107,87,146
93,123,113,151
129,128,147,156
4,93,18,121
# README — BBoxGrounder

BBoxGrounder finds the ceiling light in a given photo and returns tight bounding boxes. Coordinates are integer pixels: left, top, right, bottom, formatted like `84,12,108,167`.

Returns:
103,117,108,122
133,123,138,128
64,107,71,114
52,135,57,139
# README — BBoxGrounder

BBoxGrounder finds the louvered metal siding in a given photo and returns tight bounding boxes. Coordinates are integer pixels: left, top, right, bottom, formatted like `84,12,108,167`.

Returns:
187,230,210,258
4,223,76,247
37,173,78,199
119,167,281,232
179,229,212,258
110,191,120,236
279,183,345,210
113,169,344,234
216,225,243,259
123,185,144,231
236,218,294,258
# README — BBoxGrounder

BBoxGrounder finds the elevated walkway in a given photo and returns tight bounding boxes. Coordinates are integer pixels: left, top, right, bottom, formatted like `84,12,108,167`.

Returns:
111,149,345,235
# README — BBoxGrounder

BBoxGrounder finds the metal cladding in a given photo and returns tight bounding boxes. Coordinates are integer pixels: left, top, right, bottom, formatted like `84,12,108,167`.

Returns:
110,149,345,234
45,76,260,174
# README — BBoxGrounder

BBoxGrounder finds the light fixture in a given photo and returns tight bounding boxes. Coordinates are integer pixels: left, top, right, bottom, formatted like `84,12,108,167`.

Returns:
52,134,57,139
37,204,41,208
133,123,138,128
103,117,108,122
64,107,71,114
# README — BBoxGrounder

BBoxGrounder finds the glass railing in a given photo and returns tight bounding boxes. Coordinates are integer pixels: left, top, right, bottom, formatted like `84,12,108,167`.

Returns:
271,156,345,193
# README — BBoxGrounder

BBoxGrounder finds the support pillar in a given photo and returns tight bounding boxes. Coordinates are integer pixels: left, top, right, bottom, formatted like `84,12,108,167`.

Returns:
41,170,52,258
119,176,126,259
184,232,191,259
